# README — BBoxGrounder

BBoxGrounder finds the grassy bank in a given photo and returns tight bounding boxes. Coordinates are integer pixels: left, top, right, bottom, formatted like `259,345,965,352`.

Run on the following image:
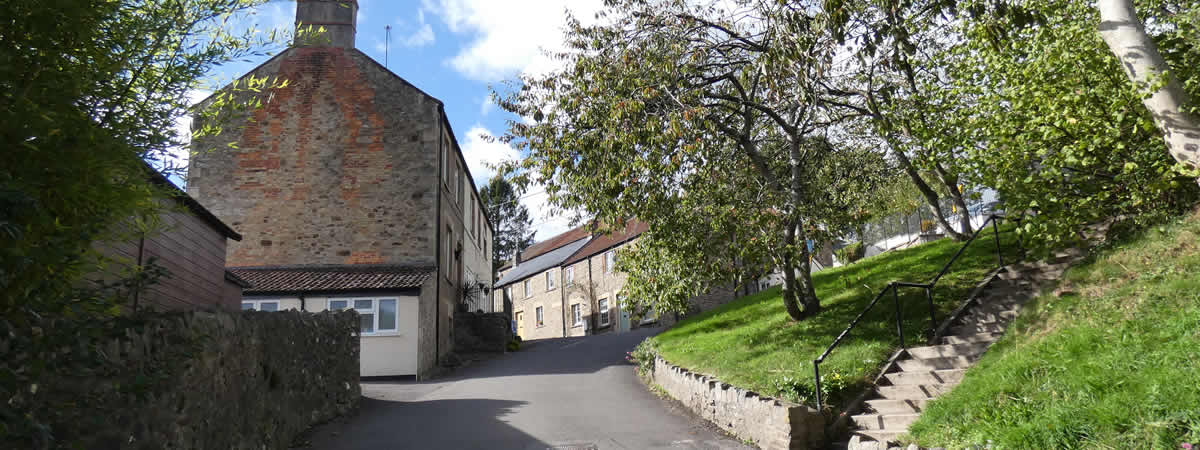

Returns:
652,227,1021,407
908,212,1200,448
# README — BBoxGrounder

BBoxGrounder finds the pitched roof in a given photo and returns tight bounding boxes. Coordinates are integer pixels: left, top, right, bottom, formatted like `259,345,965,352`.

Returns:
564,219,648,265
494,238,591,288
518,223,592,261
231,265,435,294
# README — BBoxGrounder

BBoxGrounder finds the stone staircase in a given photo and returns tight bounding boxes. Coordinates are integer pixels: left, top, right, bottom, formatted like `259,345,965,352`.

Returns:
843,249,1085,449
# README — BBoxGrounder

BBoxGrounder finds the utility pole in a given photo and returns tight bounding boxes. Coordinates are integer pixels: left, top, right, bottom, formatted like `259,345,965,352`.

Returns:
385,25,391,68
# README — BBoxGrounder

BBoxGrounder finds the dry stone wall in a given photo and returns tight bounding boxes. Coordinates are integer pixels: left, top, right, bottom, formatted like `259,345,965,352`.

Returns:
8,310,360,450
650,357,826,450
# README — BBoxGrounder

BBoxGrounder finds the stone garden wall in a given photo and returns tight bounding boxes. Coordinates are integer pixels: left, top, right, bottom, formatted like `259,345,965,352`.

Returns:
454,311,511,353
650,357,826,450
6,309,360,450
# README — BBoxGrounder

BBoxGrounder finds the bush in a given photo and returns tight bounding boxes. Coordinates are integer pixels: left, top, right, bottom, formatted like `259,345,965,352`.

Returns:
835,242,865,264
627,338,658,375
506,338,520,351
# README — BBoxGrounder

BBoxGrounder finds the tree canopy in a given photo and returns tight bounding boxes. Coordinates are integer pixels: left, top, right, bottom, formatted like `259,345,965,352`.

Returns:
479,176,536,272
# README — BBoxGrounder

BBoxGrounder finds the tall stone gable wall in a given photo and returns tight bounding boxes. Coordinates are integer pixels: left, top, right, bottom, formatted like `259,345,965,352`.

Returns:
188,47,441,267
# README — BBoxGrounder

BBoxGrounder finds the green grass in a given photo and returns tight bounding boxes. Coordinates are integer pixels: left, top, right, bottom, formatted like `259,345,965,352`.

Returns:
907,212,1200,449
652,226,1022,408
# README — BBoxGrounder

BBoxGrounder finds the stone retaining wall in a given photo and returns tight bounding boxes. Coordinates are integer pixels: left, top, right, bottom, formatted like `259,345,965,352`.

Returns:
650,357,825,449
7,309,361,450
454,311,511,352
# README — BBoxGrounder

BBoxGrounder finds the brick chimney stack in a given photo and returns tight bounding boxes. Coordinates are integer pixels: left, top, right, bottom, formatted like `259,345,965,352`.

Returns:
295,0,357,49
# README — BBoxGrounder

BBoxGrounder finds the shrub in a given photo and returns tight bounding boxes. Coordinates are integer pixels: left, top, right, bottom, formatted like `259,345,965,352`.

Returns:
627,338,658,375
835,242,865,264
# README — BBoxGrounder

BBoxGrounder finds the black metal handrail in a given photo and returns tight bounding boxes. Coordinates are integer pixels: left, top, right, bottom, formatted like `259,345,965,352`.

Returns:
812,214,1016,410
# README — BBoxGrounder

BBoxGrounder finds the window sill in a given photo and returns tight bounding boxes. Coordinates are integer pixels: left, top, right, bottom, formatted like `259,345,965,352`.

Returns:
571,323,584,328
361,331,401,337
596,323,611,329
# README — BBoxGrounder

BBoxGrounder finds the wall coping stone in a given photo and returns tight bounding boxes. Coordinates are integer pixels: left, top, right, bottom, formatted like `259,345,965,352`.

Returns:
650,356,825,449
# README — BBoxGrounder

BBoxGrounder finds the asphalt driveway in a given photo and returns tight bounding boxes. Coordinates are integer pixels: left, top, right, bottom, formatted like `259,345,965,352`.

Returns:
303,327,751,450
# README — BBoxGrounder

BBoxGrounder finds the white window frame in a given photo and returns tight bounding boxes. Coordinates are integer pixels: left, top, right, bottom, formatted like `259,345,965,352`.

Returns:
524,279,532,298
545,269,556,291
605,250,616,273
535,306,544,327
572,303,583,327
565,266,574,285
241,299,281,311
598,298,610,327
328,298,399,336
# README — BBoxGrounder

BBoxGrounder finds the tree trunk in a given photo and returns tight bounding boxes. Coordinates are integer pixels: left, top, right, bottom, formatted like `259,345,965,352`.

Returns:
793,222,821,317
783,137,822,319
887,140,970,241
932,162,974,236
780,224,805,321
1097,0,1200,173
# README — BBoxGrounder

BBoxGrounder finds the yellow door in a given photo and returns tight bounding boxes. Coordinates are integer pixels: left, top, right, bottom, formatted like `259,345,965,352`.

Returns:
515,311,525,339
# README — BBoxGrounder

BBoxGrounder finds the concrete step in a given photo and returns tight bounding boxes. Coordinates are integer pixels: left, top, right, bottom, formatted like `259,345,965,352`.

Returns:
940,332,1003,345
965,310,1018,323
883,369,966,386
874,383,954,400
906,342,990,359
851,429,904,444
864,398,928,415
950,321,1006,334
852,413,920,430
896,355,975,371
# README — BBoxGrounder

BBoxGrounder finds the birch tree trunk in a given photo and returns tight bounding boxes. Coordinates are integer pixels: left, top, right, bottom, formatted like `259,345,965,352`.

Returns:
1097,0,1200,172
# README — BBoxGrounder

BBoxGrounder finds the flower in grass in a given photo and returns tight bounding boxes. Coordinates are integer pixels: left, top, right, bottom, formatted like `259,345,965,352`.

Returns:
1180,443,1192,450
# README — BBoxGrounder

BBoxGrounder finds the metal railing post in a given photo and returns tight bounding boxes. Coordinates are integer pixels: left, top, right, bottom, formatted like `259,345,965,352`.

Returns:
926,286,936,337
813,360,822,410
992,217,1003,267
892,284,905,349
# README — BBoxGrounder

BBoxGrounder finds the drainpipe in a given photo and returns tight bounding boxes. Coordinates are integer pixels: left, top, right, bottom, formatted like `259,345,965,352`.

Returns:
587,257,596,333
560,266,567,337
299,293,307,311
434,109,444,367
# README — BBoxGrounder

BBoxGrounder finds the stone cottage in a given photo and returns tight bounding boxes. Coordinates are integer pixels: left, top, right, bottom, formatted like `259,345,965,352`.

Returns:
493,220,758,341
187,0,493,378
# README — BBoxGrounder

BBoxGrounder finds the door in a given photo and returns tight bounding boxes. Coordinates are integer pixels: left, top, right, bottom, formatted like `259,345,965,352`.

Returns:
617,295,632,332
515,311,525,339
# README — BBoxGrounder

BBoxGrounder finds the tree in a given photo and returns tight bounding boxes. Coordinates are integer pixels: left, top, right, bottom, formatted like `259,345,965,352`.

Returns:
496,0,887,320
935,0,1200,248
479,176,535,272
820,0,979,240
0,1,285,445
1097,0,1200,176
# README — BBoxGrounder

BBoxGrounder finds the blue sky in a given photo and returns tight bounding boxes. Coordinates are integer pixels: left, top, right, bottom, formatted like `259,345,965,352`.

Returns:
189,0,608,239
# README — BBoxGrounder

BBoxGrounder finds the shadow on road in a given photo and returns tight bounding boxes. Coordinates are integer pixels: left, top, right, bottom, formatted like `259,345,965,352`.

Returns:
303,397,547,450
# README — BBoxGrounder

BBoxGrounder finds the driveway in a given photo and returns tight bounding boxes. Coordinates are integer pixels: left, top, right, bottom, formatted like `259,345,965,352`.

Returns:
304,327,752,450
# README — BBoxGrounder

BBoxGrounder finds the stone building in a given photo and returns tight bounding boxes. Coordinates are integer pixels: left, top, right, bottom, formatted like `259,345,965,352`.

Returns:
493,220,757,341
187,0,492,378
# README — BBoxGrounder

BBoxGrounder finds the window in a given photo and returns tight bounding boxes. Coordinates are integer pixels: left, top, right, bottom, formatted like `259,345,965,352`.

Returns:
598,298,610,326
572,304,582,327
565,266,574,285
535,306,544,327
605,250,616,273
329,298,398,335
545,270,556,291
524,279,532,298
241,300,279,311
504,286,513,300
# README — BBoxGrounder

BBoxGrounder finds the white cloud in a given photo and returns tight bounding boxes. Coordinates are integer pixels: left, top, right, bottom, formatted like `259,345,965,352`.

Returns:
479,95,493,116
423,0,606,81
400,9,435,47
459,125,519,185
